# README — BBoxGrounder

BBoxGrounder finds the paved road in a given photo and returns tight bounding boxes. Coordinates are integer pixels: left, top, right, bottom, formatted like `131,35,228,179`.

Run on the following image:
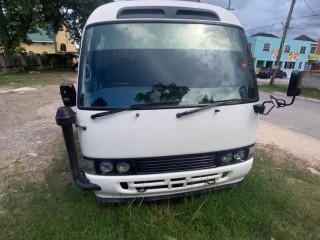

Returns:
259,91,320,139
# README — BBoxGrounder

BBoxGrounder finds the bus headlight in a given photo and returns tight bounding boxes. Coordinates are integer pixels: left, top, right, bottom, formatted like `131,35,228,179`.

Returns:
116,161,130,173
234,149,246,161
100,160,114,173
221,151,233,163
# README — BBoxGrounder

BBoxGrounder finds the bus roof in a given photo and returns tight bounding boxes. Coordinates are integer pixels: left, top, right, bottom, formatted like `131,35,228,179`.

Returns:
86,0,242,27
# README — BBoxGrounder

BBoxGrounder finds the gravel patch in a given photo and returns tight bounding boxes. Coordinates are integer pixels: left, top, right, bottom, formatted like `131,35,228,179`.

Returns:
258,120,320,168
0,72,76,196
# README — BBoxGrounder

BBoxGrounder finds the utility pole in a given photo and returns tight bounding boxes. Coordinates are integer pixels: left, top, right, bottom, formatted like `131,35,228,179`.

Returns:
269,0,296,85
226,0,234,10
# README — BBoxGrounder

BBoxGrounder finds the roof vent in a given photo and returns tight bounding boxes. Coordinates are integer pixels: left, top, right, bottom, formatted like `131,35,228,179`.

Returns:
117,7,220,21
175,9,219,21
117,8,166,19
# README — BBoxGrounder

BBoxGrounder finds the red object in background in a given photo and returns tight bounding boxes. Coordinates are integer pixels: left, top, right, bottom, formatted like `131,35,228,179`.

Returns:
240,62,247,69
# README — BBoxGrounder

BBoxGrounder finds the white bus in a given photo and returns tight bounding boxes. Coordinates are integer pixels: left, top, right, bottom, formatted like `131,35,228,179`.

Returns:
56,0,301,202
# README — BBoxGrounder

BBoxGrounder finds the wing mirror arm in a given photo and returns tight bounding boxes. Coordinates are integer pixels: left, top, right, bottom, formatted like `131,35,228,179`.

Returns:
284,94,296,107
254,70,302,115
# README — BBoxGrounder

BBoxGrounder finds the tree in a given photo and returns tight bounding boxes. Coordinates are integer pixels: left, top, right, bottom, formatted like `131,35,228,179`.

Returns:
0,0,41,66
65,0,112,44
38,0,78,53
135,83,190,104
38,0,112,49
0,0,112,64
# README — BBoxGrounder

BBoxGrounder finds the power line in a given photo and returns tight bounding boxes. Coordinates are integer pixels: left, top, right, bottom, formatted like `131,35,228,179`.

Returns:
246,22,283,32
302,0,320,21
245,14,320,32
293,14,320,20
291,22,315,27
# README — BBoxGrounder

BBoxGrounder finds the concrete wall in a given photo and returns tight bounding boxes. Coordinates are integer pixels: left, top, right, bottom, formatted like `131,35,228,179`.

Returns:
0,53,74,73
302,72,320,89
0,53,43,73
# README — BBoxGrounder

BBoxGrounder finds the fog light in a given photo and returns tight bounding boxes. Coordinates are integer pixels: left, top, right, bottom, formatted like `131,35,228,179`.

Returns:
116,161,130,173
100,160,113,173
221,151,233,163
234,149,246,161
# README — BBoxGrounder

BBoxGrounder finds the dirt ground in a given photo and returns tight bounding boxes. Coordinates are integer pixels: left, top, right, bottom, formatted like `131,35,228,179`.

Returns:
258,121,320,169
0,71,76,196
0,72,319,197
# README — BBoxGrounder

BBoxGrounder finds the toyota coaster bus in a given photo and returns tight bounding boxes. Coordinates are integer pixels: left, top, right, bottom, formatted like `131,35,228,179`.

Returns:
56,0,302,203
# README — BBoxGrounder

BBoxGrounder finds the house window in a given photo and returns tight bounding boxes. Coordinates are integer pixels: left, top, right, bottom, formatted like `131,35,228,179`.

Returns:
310,46,317,54
263,43,270,52
298,62,302,69
279,61,283,68
60,43,67,52
300,46,306,54
256,60,265,68
284,62,295,69
284,45,290,53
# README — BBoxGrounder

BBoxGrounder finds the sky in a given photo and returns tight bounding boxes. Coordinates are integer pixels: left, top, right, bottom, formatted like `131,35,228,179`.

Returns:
202,0,320,41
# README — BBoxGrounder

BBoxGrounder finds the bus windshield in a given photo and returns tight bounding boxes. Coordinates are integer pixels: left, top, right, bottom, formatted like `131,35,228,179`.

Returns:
79,23,258,109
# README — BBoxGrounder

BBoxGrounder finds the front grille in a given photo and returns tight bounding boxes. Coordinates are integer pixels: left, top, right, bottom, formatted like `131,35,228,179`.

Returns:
125,173,222,192
136,152,217,174
86,145,253,175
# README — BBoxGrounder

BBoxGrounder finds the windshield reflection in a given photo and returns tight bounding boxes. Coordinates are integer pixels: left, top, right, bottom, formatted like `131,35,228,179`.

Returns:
135,83,190,104
79,23,258,109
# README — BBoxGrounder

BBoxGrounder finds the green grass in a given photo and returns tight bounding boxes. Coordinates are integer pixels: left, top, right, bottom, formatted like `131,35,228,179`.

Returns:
1,146,319,240
259,84,320,100
0,68,73,87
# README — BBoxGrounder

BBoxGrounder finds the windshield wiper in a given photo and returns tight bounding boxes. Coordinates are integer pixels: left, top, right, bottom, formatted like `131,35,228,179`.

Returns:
176,98,253,118
91,101,180,119
91,108,133,119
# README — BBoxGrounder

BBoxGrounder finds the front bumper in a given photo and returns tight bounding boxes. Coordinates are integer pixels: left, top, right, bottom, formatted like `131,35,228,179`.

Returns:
86,158,253,201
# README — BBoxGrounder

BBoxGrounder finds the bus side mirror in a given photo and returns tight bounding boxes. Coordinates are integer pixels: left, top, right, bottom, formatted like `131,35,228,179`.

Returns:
60,83,76,107
287,71,302,97
255,70,302,115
